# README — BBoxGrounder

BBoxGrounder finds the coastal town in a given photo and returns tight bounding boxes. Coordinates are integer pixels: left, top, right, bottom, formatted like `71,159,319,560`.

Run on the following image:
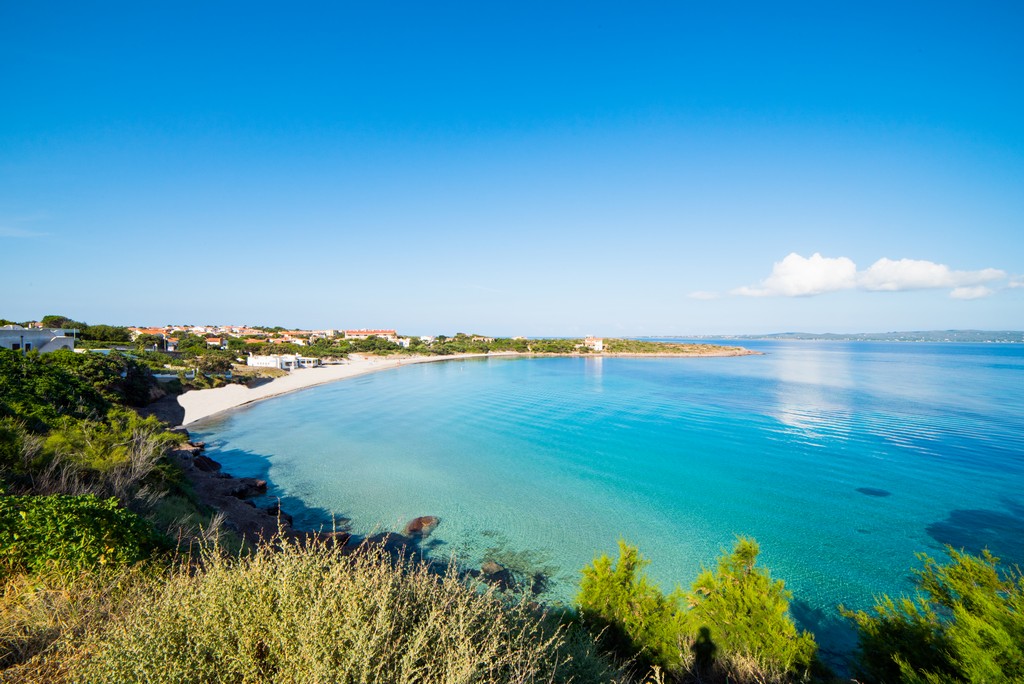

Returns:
1,315,754,429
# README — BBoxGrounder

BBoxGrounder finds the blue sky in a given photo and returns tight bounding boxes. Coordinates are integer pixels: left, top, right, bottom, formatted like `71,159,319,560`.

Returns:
2,2,1022,335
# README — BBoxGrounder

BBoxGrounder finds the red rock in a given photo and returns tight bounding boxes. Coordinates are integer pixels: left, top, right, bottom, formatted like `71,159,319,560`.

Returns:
403,515,440,538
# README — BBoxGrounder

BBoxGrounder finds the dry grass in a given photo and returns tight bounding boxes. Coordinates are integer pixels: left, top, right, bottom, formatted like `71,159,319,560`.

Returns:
0,564,152,683
230,364,289,380
1,537,627,684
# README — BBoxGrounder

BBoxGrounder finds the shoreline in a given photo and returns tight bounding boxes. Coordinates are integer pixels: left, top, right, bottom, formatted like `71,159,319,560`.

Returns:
174,352,501,427
167,347,760,427
155,345,761,569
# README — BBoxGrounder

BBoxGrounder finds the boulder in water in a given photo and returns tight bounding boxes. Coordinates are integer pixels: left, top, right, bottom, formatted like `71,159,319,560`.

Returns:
403,516,440,538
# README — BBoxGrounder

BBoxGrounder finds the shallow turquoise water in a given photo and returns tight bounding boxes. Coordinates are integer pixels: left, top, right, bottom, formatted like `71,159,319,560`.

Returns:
191,341,1024,662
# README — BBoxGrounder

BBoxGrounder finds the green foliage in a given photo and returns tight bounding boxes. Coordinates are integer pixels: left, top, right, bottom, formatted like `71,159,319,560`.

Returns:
0,494,166,575
604,339,747,354
0,349,111,430
577,540,684,669
578,539,819,682
133,333,163,350
193,352,233,374
0,418,45,485
79,324,132,343
347,335,404,354
526,338,583,354
43,349,156,407
40,315,85,330
685,537,817,678
843,547,1024,684
173,333,211,355
44,408,181,474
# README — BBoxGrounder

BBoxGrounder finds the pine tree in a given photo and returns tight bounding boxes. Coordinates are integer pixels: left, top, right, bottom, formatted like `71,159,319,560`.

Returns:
577,540,684,669
685,537,818,678
842,547,1024,683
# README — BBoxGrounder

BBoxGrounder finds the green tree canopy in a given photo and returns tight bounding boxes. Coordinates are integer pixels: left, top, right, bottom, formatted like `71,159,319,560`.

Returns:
685,537,818,677
40,314,85,329
577,540,684,669
577,538,820,681
843,547,1024,683
81,324,132,343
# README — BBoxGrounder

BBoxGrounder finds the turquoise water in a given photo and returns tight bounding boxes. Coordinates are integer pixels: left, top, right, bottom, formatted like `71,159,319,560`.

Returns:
191,341,1024,662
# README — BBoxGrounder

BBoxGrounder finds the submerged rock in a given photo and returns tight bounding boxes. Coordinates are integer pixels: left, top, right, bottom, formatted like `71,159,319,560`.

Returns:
404,515,440,538
478,561,515,590
856,487,892,498
481,560,505,576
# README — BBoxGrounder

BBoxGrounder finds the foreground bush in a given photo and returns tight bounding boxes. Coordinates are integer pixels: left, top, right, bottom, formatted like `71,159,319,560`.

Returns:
0,494,166,575
578,538,819,683
79,538,623,684
578,540,684,670
685,537,818,682
842,547,1024,683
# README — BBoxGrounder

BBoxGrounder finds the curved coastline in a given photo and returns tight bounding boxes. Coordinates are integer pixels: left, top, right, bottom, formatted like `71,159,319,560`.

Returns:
175,352,512,426
159,346,759,545
169,347,760,427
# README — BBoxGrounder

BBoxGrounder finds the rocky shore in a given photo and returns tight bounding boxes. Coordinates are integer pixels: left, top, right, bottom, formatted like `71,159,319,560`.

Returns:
170,435,549,594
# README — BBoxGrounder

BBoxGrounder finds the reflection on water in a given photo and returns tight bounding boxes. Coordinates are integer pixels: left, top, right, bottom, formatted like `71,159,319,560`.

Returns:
584,356,604,386
770,345,853,434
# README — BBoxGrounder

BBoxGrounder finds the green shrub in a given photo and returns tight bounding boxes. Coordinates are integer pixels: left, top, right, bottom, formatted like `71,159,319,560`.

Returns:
0,494,166,574
577,540,684,669
684,537,817,680
842,547,1024,683
0,350,110,431
577,538,820,683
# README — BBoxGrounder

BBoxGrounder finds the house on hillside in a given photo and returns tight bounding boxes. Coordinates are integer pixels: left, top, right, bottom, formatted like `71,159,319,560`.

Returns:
0,325,77,353
583,337,604,352
344,329,398,342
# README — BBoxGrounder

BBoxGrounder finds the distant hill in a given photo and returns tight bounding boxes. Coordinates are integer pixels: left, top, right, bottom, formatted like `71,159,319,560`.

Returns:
654,330,1024,343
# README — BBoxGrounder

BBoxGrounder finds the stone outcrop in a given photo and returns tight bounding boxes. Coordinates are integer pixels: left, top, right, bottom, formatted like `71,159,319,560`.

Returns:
403,515,440,538
479,560,515,590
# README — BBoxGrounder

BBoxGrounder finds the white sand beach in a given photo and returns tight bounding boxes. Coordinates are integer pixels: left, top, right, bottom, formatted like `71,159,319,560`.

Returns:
171,347,755,427
176,353,494,426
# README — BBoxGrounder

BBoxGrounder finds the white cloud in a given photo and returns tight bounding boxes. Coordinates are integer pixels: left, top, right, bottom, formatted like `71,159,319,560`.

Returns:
732,252,858,297
733,252,1009,300
950,286,994,300
859,258,1005,291
688,290,720,300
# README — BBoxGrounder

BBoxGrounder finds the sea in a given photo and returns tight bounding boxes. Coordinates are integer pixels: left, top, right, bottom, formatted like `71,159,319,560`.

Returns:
189,340,1024,665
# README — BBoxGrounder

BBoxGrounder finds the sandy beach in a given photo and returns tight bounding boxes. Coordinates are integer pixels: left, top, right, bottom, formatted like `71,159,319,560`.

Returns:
168,347,757,427
176,353,494,426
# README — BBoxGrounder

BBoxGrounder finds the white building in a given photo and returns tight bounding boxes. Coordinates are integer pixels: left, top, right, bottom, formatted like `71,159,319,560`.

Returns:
0,325,77,353
246,353,322,371
583,336,604,352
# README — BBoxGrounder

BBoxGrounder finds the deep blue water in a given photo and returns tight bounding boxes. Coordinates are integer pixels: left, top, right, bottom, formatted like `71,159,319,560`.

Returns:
191,341,1024,663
